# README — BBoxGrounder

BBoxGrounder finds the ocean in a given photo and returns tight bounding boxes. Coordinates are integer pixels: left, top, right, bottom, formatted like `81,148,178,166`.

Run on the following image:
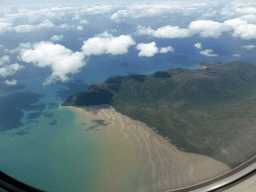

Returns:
0,42,241,191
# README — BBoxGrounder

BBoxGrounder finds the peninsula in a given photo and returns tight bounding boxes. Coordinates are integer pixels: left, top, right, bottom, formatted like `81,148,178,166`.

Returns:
62,61,256,168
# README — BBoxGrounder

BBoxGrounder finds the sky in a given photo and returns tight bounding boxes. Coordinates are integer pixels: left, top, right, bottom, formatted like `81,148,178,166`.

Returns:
0,0,256,87
0,0,152,5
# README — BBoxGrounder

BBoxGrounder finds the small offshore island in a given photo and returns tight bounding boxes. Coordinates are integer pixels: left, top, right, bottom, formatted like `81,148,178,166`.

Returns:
62,61,256,169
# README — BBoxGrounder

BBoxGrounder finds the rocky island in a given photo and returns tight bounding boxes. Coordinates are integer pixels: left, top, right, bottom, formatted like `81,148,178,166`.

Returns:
62,61,256,168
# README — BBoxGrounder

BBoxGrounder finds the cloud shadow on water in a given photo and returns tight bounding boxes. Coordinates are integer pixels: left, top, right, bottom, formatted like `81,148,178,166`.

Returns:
27,112,41,119
49,119,57,126
43,112,54,118
87,119,109,130
0,92,45,132
0,84,27,93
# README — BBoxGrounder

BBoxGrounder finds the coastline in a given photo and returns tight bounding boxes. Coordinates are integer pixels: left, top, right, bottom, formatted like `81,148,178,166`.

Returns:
62,105,231,192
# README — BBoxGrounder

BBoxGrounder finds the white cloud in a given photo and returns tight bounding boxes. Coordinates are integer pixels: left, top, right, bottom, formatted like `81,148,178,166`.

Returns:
136,42,158,57
201,11,218,18
57,23,75,29
13,20,54,32
81,32,136,56
136,42,174,57
5,79,17,85
0,55,10,66
77,25,84,30
72,15,81,20
136,21,227,39
189,20,229,38
199,49,218,57
19,41,85,85
85,5,114,14
235,7,256,15
0,22,12,33
136,25,190,38
233,54,240,57
0,63,24,78
110,1,211,20
223,18,256,40
80,19,89,24
136,17,256,40
95,31,113,38
13,25,34,33
50,35,64,41
0,44,4,48
232,23,256,40
242,45,256,50
8,42,32,54
159,46,174,53
223,18,248,29
110,10,128,20
238,15,256,24
220,2,256,19
194,43,202,50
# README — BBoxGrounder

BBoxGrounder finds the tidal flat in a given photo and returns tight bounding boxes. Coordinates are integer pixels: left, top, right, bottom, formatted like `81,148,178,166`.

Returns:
66,105,231,192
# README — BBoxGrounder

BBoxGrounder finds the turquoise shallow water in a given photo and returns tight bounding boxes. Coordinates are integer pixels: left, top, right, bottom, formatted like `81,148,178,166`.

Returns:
0,106,111,192
0,62,222,191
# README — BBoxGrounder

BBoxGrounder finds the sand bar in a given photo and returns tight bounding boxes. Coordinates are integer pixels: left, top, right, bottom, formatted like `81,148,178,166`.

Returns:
64,105,231,192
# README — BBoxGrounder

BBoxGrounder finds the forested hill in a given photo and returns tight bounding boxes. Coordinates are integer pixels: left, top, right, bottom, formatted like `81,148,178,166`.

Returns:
62,61,256,168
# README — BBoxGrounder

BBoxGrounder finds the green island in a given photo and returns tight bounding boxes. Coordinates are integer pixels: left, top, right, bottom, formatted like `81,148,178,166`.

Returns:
62,61,256,168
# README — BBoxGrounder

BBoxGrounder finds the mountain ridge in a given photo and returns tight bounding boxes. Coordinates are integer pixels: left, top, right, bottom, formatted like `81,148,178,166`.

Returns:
62,61,256,168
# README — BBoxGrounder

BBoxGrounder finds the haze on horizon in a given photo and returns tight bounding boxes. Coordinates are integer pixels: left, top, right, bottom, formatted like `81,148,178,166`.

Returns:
0,0,256,87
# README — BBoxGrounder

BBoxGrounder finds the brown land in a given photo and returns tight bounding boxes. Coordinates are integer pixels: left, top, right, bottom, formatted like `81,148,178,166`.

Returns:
65,105,231,192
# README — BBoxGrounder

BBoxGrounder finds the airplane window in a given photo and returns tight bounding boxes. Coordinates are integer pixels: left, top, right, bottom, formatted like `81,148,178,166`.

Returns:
0,0,255,191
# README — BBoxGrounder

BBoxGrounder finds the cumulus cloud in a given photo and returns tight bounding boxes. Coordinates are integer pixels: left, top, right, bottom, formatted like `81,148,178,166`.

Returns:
235,7,256,15
0,55,10,66
201,11,218,18
77,25,83,30
136,17,256,40
85,5,114,14
19,41,86,85
194,43,202,50
0,63,24,78
50,35,64,41
220,2,256,19
199,49,218,57
238,15,256,24
242,45,256,50
13,20,55,32
136,42,159,57
189,20,229,38
233,54,240,57
136,25,190,38
110,1,211,20
110,10,128,21
136,20,227,39
159,46,174,53
57,24,75,29
135,42,174,57
8,43,32,54
80,19,89,24
231,23,256,40
72,15,81,20
81,31,136,56
0,22,12,33
5,79,17,85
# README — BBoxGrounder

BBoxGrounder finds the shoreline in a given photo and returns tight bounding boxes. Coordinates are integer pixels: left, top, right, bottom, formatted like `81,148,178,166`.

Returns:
61,104,231,192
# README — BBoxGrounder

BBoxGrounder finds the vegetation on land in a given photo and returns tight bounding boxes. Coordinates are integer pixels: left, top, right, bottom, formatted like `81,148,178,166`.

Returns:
62,61,256,168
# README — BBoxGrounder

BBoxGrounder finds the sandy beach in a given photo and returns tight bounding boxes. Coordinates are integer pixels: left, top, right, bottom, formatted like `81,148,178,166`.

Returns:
64,105,231,192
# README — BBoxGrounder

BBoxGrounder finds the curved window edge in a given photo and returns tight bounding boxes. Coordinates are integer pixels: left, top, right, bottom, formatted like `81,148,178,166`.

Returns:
0,156,255,192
